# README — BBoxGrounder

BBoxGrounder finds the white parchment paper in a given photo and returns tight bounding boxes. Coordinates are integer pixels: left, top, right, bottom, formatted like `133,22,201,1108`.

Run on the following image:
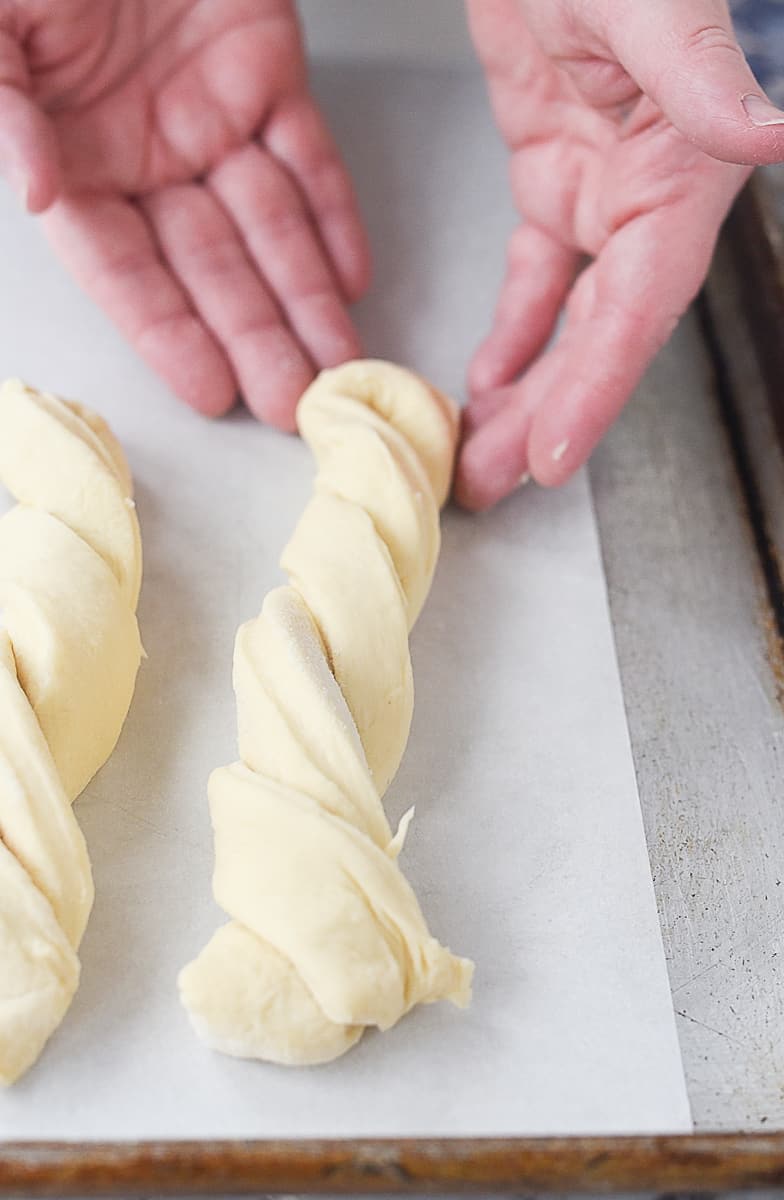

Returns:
0,55,690,1138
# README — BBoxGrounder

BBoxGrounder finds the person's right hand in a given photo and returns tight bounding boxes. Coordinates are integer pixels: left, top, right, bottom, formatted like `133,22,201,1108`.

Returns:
456,0,784,510
0,0,370,426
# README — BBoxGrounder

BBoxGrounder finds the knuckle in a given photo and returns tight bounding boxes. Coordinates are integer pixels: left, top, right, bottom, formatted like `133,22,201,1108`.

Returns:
135,310,195,347
289,279,334,306
89,251,158,301
188,238,246,277
681,22,743,61
306,158,350,210
233,314,284,342
256,201,307,240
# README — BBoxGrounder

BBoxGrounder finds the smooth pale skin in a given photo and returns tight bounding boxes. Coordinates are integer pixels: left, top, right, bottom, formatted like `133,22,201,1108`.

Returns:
0,380,143,1086
179,361,473,1066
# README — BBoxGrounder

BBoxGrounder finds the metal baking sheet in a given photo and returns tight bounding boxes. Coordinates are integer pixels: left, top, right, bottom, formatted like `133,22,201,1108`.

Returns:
0,51,689,1142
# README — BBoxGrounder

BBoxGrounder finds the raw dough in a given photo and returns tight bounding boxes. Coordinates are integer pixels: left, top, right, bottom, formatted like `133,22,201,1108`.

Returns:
179,360,473,1065
0,380,143,1085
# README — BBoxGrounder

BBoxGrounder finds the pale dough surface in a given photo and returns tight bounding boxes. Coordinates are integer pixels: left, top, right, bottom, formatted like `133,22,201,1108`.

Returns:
0,379,142,1085
180,360,473,1065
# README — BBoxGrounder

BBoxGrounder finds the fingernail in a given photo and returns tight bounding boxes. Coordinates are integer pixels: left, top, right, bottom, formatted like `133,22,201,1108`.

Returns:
552,438,569,463
517,471,531,488
742,93,784,127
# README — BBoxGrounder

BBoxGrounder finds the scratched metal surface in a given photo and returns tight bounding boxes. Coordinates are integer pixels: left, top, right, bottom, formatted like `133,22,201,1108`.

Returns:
590,309,784,1133
705,236,784,580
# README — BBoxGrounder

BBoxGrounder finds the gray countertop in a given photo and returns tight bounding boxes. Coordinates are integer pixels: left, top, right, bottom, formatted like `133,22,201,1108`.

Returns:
593,290,784,1133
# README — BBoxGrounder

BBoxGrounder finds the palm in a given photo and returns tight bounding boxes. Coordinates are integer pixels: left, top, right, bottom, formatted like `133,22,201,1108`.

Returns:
503,75,748,364
30,0,304,193
17,0,369,423
507,93,740,262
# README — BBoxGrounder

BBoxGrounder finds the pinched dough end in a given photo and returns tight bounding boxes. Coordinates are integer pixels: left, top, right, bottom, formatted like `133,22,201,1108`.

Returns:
178,922,363,1066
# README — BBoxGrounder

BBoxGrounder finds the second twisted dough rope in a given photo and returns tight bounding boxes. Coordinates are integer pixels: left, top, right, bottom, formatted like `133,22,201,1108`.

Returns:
179,360,473,1065
0,380,143,1084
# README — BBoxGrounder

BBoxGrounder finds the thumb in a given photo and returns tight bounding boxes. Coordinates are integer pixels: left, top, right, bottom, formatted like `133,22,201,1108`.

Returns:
607,0,784,166
0,29,60,212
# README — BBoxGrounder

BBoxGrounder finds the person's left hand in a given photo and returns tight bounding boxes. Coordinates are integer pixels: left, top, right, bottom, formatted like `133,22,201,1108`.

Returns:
456,0,784,509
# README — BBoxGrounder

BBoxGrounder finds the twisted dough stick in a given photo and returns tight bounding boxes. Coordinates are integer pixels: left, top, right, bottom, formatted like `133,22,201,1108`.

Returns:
0,380,143,1085
180,360,473,1065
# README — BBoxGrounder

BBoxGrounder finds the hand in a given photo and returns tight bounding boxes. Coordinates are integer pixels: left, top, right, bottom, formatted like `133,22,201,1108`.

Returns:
456,0,784,509
0,0,370,426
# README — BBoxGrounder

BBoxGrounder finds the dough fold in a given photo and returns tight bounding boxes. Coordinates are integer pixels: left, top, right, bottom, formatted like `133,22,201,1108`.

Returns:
179,360,472,1066
0,379,143,1085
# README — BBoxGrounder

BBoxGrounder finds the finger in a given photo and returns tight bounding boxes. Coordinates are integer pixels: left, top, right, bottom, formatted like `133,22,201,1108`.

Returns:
208,143,360,373
525,233,681,486
606,0,784,165
42,194,235,417
0,31,60,212
143,182,316,431
467,223,578,399
461,386,513,440
455,367,548,511
455,162,745,510
264,93,371,301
